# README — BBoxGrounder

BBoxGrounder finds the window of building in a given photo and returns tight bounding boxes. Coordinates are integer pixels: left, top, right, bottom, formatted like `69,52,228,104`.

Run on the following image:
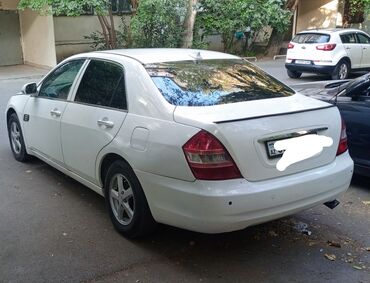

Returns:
111,0,132,14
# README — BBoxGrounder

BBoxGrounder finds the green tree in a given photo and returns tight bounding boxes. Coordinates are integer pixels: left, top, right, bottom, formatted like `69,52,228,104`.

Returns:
344,0,370,26
18,0,138,49
198,0,291,53
130,0,187,48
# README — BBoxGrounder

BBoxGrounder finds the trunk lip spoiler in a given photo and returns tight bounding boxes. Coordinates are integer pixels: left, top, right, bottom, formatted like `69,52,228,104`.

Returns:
257,127,329,143
214,104,335,124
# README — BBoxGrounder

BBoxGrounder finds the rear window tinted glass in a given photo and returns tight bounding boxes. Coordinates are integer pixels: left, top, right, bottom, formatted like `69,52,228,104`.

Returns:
292,33,330,44
340,33,357,44
147,59,294,107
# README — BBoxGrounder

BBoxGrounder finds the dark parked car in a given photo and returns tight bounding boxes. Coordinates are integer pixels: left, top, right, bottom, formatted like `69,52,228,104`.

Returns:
299,74,370,177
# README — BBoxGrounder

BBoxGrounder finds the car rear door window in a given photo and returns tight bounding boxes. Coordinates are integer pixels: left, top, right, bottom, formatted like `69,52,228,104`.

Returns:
75,60,127,110
340,33,357,44
292,33,330,44
39,60,85,100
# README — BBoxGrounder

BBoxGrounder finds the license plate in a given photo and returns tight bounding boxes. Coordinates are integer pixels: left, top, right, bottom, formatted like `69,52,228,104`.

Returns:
266,140,285,159
295,60,311,65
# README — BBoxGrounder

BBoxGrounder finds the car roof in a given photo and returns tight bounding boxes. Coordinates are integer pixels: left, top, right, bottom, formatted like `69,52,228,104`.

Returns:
297,28,367,35
97,48,240,64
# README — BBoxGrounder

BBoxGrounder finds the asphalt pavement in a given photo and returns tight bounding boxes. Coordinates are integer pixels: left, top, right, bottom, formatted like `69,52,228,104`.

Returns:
0,63,369,283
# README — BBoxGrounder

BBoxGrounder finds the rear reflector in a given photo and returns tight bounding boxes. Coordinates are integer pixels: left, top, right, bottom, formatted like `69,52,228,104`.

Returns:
288,43,294,49
183,130,242,180
316,44,336,51
337,118,348,155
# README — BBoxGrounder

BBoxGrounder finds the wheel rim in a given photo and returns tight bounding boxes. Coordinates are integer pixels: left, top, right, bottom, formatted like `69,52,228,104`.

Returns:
338,63,348,79
10,121,22,155
109,173,135,225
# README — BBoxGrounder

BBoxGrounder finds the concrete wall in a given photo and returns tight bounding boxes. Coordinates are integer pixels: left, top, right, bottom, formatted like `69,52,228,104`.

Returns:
53,15,129,62
19,9,57,68
296,0,340,32
0,0,19,10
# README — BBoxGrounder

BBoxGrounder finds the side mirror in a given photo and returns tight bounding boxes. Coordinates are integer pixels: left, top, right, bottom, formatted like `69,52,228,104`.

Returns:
21,83,37,96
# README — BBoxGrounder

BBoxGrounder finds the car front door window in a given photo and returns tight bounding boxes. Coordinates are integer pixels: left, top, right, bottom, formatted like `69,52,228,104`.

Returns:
357,33,370,68
340,33,362,68
39,60,85,100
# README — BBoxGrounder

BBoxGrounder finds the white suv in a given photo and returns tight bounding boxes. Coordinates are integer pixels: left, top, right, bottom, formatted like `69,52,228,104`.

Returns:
285,28,370,80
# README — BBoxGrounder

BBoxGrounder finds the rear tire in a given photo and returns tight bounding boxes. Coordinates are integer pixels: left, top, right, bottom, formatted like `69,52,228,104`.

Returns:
104,160,156,238
332,60,350,80
287,69,302,79
7,113,31,162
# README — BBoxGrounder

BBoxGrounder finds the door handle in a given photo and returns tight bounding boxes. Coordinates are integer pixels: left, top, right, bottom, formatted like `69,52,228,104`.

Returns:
346,47,351,50
50,108,61,117
97,118,114,128
363,47,367,50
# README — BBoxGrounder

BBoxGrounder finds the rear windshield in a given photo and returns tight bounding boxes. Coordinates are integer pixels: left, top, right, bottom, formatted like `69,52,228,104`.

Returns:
146,59,294,107
292,33,330,44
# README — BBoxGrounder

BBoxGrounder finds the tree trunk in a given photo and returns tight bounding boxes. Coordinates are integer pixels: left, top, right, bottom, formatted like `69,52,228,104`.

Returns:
182,0,198,48
108,8,117,49
97,15,110,48
131,0,139,15
265,0,299,58
266,29,282,57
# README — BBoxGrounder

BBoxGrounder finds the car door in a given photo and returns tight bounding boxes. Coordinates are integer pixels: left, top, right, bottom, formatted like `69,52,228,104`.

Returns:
336,86,370,168
61,59,128,184
340,33,362,69
23,59,85,166
356,32,370,68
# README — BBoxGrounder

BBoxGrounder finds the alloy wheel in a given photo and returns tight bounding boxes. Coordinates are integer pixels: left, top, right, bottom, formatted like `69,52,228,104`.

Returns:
109,173,135,225
10,121,22,154
338,63,348,80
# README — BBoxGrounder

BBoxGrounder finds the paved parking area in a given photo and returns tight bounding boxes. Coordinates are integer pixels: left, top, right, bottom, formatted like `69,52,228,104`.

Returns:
0,64,48,80
0,64,369,282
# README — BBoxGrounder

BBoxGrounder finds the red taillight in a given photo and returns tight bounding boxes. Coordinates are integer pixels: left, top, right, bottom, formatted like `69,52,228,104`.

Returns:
337,118,348,155
182,130,242,180
288,43,294,49
316,44,336,51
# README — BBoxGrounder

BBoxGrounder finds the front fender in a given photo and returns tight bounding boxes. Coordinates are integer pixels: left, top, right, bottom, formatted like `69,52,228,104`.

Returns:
5,94,30,131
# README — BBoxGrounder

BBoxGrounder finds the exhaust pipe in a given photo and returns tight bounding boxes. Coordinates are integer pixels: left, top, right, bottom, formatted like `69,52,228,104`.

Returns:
324,199,340,209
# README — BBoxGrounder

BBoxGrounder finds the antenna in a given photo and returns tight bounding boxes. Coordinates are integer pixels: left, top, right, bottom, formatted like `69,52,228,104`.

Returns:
189,51,203,61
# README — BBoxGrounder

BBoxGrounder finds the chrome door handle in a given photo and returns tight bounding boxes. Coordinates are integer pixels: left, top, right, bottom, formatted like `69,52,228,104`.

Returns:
97,118,114,128
50,108,61,117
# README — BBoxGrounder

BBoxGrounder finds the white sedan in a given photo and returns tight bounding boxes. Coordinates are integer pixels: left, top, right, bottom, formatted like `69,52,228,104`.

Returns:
6,49,353,238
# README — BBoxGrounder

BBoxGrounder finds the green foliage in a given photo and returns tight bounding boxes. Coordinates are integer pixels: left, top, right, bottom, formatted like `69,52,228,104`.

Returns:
198,0,292,52
349,0,370,15
130,0,187,48
18,0,110,16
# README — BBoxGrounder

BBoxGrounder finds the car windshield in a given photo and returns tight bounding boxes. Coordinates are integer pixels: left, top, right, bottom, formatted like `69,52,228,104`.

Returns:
292,33,330,44
146,59,294,106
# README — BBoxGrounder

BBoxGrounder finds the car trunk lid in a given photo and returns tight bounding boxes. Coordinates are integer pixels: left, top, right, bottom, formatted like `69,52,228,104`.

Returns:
174,94,341,181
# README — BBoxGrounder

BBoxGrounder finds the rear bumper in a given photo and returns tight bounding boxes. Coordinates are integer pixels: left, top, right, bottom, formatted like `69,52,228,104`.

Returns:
136,152,353,233
285,63,335,75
